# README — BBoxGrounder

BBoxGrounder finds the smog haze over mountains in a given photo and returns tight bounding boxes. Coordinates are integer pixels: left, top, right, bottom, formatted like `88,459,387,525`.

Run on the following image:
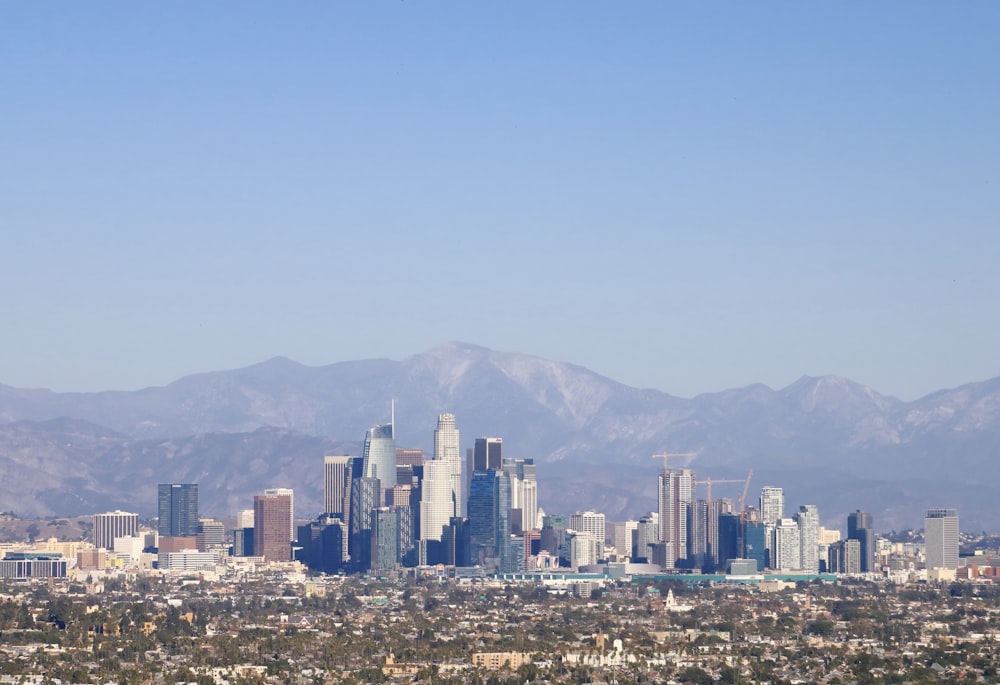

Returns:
1,342,998,532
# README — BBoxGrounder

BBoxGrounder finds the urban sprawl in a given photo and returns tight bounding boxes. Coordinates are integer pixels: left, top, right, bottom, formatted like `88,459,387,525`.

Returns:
1,413,997,684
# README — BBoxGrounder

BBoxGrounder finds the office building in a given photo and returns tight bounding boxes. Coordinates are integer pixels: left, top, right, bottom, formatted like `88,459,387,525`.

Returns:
420,459,453,543
264,488,295,542
634,513,659,563
847,510,876,573
93,510,139,551
474,437,503,471
362,422,396,490
323,456,352,516
610,520,638,558
658,468,694,568
744,520,769,572
434,413,461,517
350,476,381,569
298,515,347,574
196,518,226,551
253,491,293,562
925,508,959,570
395,447,423,467
797,505,820,572
569,511,606,561
717,512,743,568
371,507,399,571
157,484,199,538
503,457,538,534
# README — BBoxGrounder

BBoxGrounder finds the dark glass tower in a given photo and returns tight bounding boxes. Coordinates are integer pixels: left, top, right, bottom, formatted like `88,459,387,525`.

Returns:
847,510,875,573
157,483,199,537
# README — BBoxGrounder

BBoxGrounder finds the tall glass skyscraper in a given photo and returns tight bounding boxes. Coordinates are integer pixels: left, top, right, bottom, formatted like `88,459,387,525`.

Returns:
847,509,876,573
362,423,396,490
157,483,199,537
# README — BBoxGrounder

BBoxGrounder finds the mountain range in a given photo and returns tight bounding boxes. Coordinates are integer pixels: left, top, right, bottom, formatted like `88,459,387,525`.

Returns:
1,341,997,533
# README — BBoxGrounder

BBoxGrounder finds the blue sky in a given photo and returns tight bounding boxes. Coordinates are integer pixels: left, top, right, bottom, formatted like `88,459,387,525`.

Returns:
1,3,997,399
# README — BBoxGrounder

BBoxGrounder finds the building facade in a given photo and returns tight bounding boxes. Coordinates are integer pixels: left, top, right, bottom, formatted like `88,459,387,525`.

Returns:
253,491,293,562
157,483,199,538
93,510,139,551
925,508,959,570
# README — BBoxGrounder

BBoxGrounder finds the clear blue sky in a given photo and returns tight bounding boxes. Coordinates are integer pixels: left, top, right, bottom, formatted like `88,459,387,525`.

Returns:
1,3,997,399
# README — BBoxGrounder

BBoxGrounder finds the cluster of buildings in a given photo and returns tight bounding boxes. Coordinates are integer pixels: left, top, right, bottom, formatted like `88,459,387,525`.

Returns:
0,412,966,582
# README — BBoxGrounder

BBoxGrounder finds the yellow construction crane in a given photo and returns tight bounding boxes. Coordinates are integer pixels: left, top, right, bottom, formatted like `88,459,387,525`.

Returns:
694,477,744,506
651,451,697,473
738,468,754,518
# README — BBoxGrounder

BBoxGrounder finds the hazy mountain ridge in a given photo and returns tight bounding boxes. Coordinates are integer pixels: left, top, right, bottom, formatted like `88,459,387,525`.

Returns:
0,342,997,531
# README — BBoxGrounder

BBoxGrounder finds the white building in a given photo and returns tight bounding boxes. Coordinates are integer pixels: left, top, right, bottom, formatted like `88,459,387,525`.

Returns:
93,511,138,551
774,518,801,571
433,414,461,518
925,508,959,570
658,468,694,568
420,459,453,542
323,456,352,516
570,511,606,561
797,505,820,572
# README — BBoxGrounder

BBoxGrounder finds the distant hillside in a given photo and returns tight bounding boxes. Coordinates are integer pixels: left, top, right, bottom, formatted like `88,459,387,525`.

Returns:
1,342,998,531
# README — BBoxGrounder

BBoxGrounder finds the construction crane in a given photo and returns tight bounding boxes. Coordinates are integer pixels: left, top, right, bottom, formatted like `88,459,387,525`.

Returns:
651,451,697,473
738,468,754,519
694,477,744,506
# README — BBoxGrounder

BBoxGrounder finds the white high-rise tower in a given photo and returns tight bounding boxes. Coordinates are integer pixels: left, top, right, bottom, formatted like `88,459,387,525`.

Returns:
420,460,453,543
658,468,694,568
434,413,461,517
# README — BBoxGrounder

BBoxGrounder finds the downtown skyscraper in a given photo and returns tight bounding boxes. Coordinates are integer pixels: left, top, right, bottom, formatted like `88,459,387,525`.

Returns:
433,413,461,518
362,422,396,491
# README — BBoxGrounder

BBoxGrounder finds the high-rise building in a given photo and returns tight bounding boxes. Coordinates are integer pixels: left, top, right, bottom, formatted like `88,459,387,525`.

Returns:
434,414,461,518
371,507,399,571
503,458,538,534
420,459,454,543
658,468,694,568
362,423,396,490
196,518,226,551
796,505,820,572
350,477,381,569
760,487,784,524
395,448,423,467
253,491,292,562
634,513,659,563
687,500,709,569
93,510,139,551
468,469,512,567
157,484,199,538
611,520,639,558
744,520,769,572
474,438,503,471
265,488,295,542
847,509,876,573
925,508,959,570
717,512,743,567
828,539,861,574
323,456,352,516
569,511,606,561
774,518,801,571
